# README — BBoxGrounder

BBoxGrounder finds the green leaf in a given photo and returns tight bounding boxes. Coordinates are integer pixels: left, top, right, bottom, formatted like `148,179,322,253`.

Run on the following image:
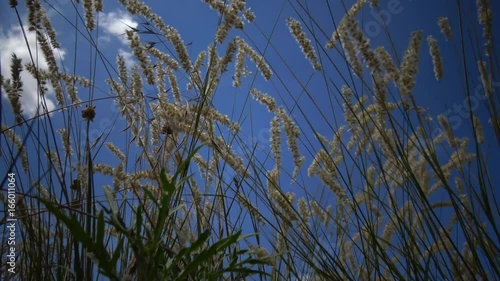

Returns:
143,187,159,207
110,236,124,265
39,197,120,279
180,229,211,259
135,204,144,240
176,230,241,280
171,230,211,279
160,167,175,196
171,145,203,184
207,230,242,253
103,186,118,215
39,197,94,248
96,211,105,246
154,186,173,243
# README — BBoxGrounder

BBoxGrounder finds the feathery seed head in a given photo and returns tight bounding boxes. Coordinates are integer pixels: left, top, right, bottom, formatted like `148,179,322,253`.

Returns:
472,116,484,144
438,17,452,40
83,0,95,30
287,17,322,70
427,35,443,80
399,30,423,97
251,88,276,112
243,8,255,22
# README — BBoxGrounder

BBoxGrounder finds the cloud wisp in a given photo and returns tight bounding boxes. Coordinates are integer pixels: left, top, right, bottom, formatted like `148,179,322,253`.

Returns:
1,24,65,118
99,10,138,45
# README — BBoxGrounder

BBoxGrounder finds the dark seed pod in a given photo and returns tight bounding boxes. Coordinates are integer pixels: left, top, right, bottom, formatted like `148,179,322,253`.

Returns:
161,124,173,135
70,179,81,190
82,105,96,121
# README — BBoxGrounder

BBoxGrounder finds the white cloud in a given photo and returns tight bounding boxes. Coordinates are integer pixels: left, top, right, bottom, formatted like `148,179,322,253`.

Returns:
0,10,138,120
99,10,138,45
1,24,65,118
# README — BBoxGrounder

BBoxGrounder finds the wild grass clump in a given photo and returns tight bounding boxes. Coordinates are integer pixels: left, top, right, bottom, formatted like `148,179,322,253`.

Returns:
1,0,498,280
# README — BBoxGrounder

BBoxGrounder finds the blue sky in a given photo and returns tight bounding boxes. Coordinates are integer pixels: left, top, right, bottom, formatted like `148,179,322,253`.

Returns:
1,0,498,148
1,0,499,278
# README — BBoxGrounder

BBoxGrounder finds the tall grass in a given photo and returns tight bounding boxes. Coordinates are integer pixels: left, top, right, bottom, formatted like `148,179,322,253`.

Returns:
1,0,499,280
